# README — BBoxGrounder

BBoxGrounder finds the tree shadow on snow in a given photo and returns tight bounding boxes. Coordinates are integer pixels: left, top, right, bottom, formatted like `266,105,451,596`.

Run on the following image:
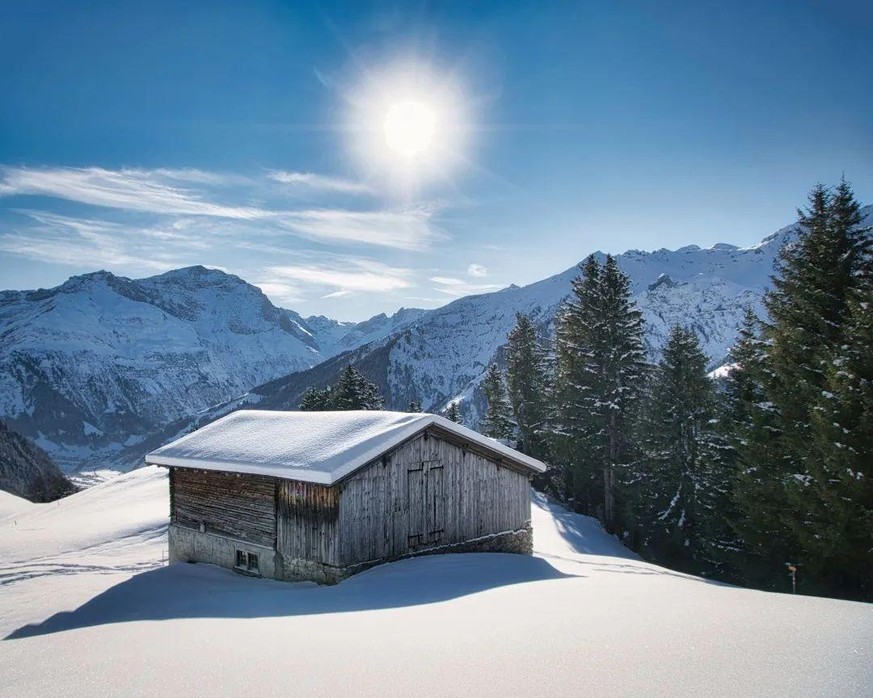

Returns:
5,552,579,640
532,491,639,560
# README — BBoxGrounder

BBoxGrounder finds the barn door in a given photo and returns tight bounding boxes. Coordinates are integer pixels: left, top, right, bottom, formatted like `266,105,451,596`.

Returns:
426,465,445,542
407,466,425,546
407,460,444,547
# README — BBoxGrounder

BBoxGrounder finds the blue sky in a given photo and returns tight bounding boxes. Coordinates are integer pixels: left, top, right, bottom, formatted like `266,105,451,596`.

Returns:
1,0,871,320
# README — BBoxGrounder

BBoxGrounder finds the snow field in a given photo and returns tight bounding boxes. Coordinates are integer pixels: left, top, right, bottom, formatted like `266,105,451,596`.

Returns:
0,467,870,697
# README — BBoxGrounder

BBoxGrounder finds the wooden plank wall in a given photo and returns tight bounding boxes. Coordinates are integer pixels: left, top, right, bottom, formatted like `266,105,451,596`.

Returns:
276,480,340,565
171,468,277,548
337,432,531,567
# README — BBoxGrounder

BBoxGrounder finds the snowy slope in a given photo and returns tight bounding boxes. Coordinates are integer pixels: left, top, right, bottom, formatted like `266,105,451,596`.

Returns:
0,489,32,517
1,467,870,697
0,267,423,472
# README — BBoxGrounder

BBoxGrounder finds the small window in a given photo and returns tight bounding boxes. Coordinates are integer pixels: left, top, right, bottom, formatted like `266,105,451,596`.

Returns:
235,549,260,574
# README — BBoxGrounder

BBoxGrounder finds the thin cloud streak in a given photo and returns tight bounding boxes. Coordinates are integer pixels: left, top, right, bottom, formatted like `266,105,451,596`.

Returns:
267,259,413,293
269,170,373,195
0,166,442,251
430,275,503,297
276,207,442,250
0,166,264,219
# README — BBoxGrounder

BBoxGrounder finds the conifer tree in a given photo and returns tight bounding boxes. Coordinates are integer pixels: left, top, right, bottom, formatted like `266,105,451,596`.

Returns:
553,254,646,531
407,399,423,413
765,181,869,464
731,179,871,596
598,255,647,531
481,363,514,440
299,386,332,411
723,309,791,585
801,249,873,599
298,366,384,411
505,313,551,458
553,256,603,511
444,401,463,424
635,326,731,573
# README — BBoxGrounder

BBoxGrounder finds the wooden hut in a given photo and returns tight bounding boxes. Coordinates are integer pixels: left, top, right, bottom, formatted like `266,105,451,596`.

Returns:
145,410,546,584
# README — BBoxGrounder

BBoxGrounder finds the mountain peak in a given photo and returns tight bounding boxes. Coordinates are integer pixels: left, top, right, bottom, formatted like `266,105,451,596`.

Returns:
59,269,118,289
151,265,239,284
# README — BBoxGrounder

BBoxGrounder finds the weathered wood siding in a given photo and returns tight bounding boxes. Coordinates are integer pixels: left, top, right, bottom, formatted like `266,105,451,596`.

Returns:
276,480,340,565
336,430,531,567
171,468,277,548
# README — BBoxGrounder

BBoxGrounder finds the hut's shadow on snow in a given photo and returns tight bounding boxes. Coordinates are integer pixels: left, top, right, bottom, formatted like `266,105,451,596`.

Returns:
6,553,578,640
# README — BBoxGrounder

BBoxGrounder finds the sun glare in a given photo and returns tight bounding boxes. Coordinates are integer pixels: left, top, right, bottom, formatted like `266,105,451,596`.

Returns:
343,58,472,195
384,101,437,157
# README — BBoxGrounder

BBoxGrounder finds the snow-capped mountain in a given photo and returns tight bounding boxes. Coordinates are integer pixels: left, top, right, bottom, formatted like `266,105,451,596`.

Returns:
253,206,873,422
2,206,869,474
0,266,421,471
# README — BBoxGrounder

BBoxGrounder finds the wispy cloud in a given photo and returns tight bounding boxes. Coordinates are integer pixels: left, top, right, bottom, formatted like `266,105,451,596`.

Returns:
254,281,306,306
467,263,488,277
268,170,373,195
0,166,441,251
0,212,186,272
0,166,263,219
430,275,503,297
267,258,413,295
276,207,442,251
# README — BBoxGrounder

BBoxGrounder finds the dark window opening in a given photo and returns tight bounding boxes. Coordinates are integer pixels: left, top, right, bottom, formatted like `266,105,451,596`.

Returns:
235,549,260,574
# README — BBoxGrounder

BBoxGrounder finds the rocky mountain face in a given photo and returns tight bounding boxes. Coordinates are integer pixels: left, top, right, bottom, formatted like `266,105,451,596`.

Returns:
0,420,75,502
0,266,421,472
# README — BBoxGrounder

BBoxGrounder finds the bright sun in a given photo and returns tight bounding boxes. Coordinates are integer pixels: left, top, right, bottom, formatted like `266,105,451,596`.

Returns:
384,101,437,157
343,58,472,193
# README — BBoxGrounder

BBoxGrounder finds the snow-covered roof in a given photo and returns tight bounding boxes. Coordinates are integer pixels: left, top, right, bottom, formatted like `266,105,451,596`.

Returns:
145,410,546,484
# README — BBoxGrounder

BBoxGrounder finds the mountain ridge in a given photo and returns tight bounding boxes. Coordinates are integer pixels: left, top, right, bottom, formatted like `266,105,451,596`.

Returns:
0,265,423,471
1,205,869,474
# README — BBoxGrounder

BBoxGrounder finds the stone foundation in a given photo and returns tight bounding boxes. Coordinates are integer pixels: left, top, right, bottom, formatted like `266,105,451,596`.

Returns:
169,523,533,586
168,524,278,579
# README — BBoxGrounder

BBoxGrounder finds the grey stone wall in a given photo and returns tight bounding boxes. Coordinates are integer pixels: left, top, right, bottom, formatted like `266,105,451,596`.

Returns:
169,524,278,579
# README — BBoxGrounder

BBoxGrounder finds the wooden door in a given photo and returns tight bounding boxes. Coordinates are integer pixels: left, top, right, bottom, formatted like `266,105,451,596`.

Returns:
407,465,425,547
407,460,444,547
426,465,445,542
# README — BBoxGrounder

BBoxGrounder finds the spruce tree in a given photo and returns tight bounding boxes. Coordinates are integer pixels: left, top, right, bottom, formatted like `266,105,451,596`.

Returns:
635,326,731,574
598,255,647,531
407,399,423,413
553,254,646,531
724,309,791,586
553,255,604,511
444,401,463,424
732,179,871,597
481,364,514,439
505,313,551,458
299,366,384,411
299,387,332,411
801,251,873,599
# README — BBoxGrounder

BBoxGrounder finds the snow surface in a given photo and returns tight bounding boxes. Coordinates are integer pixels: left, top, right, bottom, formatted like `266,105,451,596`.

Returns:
1,467,871,697
0,490,32,518
146,410,546,483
